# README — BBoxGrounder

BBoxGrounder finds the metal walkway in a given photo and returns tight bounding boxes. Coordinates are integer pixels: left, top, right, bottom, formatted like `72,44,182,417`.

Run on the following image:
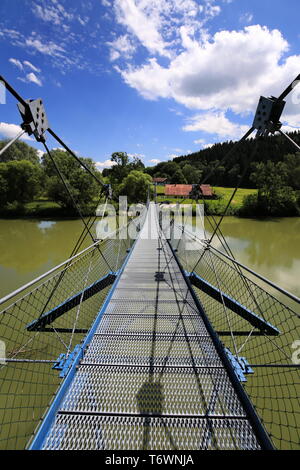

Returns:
32,203,266,450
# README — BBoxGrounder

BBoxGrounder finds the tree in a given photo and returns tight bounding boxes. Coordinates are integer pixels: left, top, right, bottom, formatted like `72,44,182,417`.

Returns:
170,169,187,184
109,152,131,184
42,149,100,211
240,159,299,216
118,170,152,203
182,164,202,184
227,164,241,186
282,153,300,190
162,161,179,178
0,160,42,205
129,156,145,172
0,167,8,208
0,140,40,164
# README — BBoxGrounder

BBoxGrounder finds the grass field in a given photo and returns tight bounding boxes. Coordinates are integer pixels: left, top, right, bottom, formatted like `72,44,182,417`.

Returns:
153,185,257,215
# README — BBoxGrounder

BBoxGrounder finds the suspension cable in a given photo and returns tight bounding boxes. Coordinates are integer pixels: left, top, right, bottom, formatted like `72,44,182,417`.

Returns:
43,141,96,243
0,130,26,157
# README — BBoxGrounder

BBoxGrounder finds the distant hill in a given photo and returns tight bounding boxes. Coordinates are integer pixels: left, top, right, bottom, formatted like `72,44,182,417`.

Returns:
147,130,300,188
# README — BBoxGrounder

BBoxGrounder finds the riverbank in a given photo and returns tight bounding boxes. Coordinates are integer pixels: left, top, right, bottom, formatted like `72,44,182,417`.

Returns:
0,186,299,218
0,198,116,218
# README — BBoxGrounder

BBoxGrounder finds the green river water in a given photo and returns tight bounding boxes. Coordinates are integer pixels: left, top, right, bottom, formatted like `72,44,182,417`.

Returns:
0,217,299,299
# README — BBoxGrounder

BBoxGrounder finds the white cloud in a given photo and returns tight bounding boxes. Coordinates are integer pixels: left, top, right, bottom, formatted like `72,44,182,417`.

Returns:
149,158,161,164
193,138,206,145
9,58,23,70
167,153,180,159
128,153,145,159
37,149,45,160
23,60,41,73
107,34,136,61
183,111,249,139
25,37,65,57
116,23,300,137
114,0,171,58
95,160,117,169
0,123,32,141
240,12,254,24
32,2,73,25
18,73,43,87
110,0,223,62
120,25,298,115
26,73,43,86
52,147,66,152
78,16,89,26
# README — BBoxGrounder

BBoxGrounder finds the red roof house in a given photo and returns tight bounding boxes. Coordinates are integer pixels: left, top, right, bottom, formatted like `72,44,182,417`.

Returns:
153,177,168,184
165,184,214,198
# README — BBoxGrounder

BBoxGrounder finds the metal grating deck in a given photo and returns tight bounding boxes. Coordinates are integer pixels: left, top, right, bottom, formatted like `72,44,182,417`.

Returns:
39,203,263,450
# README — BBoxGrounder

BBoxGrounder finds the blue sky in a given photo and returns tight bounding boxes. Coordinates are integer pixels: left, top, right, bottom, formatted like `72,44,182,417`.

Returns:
0,0,300,169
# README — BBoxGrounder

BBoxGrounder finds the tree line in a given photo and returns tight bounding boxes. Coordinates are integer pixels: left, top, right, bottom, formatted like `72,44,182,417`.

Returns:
145,130,300,188
0,140,100,214
0,142,152,215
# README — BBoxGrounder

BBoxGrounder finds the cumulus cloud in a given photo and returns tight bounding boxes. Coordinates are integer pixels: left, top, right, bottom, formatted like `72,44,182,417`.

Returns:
115,22,300,139
120,25,299,114
112,0,222,60
95,160,117,169
0,123,32,141
114,0,171,57
183,111,249,139
149,158,161,164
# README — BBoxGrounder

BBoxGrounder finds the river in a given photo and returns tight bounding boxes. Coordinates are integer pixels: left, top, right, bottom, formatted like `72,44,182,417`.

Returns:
0,216,299,299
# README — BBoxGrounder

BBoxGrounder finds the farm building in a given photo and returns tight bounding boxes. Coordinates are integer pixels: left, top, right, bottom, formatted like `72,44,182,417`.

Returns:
165,184,214,199
152,177,168,185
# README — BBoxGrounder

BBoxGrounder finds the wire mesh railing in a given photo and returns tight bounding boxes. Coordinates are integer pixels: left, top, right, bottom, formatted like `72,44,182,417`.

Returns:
0,208,147,450
159,213,300,450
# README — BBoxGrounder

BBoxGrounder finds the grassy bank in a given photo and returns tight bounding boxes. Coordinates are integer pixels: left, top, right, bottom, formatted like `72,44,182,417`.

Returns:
154,186,257,215
0,199,66,218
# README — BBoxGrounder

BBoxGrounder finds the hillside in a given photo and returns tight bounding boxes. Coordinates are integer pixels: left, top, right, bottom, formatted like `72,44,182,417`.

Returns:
146,130,300,188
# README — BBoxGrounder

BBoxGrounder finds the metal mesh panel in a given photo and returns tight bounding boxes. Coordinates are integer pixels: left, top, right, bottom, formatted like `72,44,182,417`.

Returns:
96,313,208,335
41,414,260,450
165,219,300,450
82,334,223,367
0,210,146,450
58,365,247,417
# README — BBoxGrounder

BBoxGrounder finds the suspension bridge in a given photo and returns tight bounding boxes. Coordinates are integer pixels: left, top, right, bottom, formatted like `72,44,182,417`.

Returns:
0,76,299,450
